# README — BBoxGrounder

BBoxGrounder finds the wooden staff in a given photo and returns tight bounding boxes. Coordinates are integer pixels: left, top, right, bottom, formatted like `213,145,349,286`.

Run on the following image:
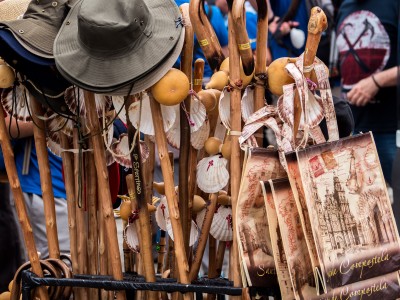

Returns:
232,0,254,76
157,230,167,274
73,128,88,300
293,6,327,139
227,1,243,295
207,239,225,300
179,3,194,260
124,95,158,300
189,0,225,72
149,95,191,290
30,99,60,259
59,133,79,296
98,179,109,300
254,0,269,145
188,193,218,281
0,109,49,299
122,218,133,273
84,91,126,300
86,145,99,300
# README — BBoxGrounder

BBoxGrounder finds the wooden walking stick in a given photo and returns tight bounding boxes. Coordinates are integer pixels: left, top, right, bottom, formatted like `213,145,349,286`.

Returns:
227,1,243,295
149,95,191,293
293,7,328,139
84,90,126,300
254,0,269,145
179,3,194,259
86,146,99,300
125,95,158,300
0,110,49,300
30,99,60,259
73,128,89,300
98,180,109,300
232,0,254,76
189,0,225,72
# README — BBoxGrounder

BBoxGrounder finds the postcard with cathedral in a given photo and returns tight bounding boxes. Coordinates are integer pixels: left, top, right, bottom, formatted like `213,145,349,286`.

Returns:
269,177,318,300
295,132,400,290
261,180,296,300
236,148,287,287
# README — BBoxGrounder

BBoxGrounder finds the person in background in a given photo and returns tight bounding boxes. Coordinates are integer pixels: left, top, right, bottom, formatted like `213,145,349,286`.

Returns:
336,0,399,186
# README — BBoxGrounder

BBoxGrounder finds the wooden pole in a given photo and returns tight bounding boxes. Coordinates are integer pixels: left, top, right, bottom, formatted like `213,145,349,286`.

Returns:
149,95,191,289
30,99,60,259
0,109,49,299
86,146,99,300
227,1,243,295
73,128,88,300
84,91,126,300
124,94,158,300
98,178,109,300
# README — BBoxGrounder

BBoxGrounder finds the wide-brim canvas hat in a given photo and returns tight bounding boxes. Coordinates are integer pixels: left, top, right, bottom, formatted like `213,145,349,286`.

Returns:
0,0,74,58
56,28,185,96
54,0,183,90
0,29,73,114
0,0,30,21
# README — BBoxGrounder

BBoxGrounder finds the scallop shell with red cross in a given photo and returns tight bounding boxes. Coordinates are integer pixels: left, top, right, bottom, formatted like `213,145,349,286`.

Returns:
155,196,169,231
196,155,229,193
110,134,150,168
190,118,210,150
196,204,233,241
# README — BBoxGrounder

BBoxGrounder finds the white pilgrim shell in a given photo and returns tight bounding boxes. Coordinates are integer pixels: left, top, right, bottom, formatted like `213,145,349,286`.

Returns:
64,86,112,117
241,86,254,123
166,218,199,247
110,134,150,168
44,110,79,137
1,86,32,122
196,155,229,193
155,196,168,231
218,88,231,130
188,98,207,132
47,132,63,157
128,93,176,135
191,118,210,150
123,222,140,253
210,205,233,241
166,105,180,149
112,96,127,124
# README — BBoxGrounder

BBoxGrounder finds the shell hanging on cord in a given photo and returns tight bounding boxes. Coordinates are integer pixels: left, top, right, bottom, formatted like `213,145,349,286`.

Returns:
111,95,127,124
191,118,210,150
128,92,177,135
196,205,233,241
155,196,169,231
165,105,180,149
44,109,79,138
64,86,112,117
46,131,63,157
241,86,255,123
123,222,140,253
210,205,233,241
196,155,229,193
166,218,199,247
1,85,33,122
218,88,231,130
110,133,150,168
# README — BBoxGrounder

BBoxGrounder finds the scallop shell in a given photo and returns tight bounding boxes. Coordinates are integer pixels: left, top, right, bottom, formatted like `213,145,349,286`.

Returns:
187,98,207,132
166,105,180,149
65,86,112,117
195,205,233,241
241,86,254,123
1,85,32,122
196,155,229,193
155,196,168,231
210,205,233,241
166,218,199,247
110,134,150,168
218,88,231,130
191,119,210,150
277,85,324,130
47,131,63,157
112,95,127,124
44,110,79,137
128,93,176,135
123,222,140,253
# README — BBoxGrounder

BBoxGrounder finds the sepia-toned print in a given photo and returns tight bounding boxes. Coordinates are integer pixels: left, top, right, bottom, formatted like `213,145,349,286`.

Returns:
262,180,296,300
270,178,318,300
237,148,286,287
296,133,400,289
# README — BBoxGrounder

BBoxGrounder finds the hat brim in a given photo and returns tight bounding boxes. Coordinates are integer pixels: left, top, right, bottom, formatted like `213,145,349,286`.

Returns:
54,0,182,89
57,27,185,96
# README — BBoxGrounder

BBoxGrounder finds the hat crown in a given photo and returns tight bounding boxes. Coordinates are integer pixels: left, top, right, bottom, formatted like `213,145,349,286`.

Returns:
24,0,69,27
77,0,152,56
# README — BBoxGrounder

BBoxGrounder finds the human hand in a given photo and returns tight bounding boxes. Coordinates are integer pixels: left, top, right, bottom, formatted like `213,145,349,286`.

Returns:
269,17,299,36
346,76,379,106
